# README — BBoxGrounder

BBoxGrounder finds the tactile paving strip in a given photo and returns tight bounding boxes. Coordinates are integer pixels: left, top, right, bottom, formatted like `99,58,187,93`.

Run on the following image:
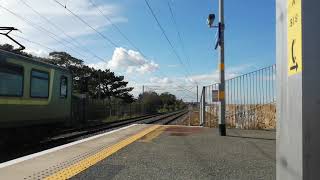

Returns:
23,125,160,180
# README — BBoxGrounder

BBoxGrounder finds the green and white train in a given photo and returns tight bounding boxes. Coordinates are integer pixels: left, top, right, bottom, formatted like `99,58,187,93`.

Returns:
0,49,73,129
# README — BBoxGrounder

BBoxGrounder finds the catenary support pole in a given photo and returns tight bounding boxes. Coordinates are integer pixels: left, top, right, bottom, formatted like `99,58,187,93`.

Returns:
218,0,226,136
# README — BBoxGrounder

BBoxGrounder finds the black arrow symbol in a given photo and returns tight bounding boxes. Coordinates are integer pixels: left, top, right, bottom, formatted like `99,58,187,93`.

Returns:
290,39,299,71
290,63,298,71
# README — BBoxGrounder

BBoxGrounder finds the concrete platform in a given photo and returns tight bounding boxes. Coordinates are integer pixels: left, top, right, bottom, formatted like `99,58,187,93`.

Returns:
0,124,158,180
0,125,276,180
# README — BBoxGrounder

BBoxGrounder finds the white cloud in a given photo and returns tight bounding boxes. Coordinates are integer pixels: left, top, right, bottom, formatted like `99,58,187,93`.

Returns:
87,61,109,70
24,49,49,57
106,47,159,73
87,47,159,74
150,77,173,85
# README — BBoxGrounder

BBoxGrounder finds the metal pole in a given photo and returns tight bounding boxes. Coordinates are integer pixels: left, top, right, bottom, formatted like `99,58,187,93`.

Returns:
199,95,202,125
197,85,199,105
200,87,206,126
218,0,226,136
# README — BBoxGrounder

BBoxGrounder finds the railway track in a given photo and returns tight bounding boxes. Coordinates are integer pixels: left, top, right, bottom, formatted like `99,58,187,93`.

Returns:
45,110,187,143
0,110,188,163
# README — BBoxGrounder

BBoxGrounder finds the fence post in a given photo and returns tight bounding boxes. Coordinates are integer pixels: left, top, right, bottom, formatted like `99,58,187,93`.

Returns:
199,86,206,126
202,87,206,126
199,91,202,126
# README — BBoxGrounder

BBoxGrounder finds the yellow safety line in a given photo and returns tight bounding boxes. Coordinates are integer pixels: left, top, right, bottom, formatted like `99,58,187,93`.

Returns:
139,126,167,142
44,125,160,180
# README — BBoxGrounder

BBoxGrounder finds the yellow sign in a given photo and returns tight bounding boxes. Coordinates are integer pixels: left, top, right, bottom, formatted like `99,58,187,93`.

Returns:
288,0,302,76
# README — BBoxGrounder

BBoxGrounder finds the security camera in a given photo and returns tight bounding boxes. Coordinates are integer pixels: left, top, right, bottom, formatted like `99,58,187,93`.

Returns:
207,14,215,28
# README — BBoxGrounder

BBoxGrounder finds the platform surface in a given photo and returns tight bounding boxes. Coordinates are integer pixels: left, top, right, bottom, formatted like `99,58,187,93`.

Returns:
72,126,276,180
0,125,275,180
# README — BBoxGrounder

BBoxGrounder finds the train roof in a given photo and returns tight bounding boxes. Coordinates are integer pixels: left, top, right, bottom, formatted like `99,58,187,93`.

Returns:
0,49,71,74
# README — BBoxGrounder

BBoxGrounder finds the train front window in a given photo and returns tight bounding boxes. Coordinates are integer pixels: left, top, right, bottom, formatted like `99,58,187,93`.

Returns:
60,76,67,98
30,70,49,98
0,63,23,97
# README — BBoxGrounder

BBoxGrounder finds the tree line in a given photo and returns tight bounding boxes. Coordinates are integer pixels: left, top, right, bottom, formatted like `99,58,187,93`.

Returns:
137,91,186,113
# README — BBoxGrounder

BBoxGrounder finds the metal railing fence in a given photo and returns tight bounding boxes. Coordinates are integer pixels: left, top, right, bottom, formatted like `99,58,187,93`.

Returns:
200,64,276,129
72,96,185,124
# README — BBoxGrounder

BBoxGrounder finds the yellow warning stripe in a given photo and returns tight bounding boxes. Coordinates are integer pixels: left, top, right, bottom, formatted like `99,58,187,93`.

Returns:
139,126,167,142
44,125,160,180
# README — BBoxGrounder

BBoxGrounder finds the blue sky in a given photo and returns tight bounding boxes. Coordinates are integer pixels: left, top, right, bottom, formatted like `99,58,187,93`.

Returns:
0,0,275,101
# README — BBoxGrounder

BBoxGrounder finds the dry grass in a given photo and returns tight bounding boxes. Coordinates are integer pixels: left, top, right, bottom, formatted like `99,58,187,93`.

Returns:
204,103,276,130
179,104,276,130
178,110,201,126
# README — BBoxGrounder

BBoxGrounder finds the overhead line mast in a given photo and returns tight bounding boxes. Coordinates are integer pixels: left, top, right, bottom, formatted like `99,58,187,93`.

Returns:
207,0,226,136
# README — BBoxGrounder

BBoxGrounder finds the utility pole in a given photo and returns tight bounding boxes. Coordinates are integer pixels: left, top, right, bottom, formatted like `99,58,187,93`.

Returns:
142,85,145,94
207,0,226,136
218,0,226,136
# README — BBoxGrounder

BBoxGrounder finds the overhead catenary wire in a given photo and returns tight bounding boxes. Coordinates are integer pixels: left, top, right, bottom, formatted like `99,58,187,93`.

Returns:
1,0,198,100
53,0,118,48
88,0,141,52
88,0,197,87
167,1,192,70
54,0,197,95
19,0,107,63
143,0,195,83
0,3,89,61
6,0,194,98
12,33,56,52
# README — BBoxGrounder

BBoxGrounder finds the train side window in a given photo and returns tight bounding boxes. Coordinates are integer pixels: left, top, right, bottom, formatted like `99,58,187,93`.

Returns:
30,70,49,98
60,76,68,98
0,63,24,97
